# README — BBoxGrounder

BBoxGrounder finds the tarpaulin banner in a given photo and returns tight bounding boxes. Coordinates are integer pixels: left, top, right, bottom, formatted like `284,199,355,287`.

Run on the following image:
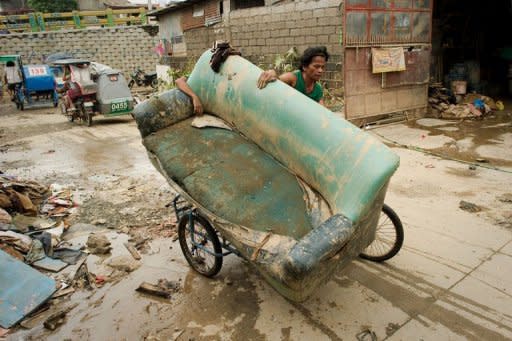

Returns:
371,47,406,73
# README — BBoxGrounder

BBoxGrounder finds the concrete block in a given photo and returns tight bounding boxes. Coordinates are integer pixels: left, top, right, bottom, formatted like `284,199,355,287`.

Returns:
305,18,317,27
324,7,339,17
329,33,341,43
313,8,326,18
290,28,301,37
317,34,329,44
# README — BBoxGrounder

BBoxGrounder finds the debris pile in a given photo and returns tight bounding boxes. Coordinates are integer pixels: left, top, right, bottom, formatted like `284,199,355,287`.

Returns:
0,174,181,335
0,175,80,270
428,83,504,119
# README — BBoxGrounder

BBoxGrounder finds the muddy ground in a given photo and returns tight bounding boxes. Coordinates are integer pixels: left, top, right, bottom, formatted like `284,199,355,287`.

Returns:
1,97,512,341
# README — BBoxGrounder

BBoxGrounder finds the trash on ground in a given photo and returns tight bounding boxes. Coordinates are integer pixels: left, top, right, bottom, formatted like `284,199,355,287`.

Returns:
0,327,9,337
0,208,12,224
476,158,489,163
0,243,24,260
136,279,180,299
106,255,141,272
0,250,56,328
25,239,46,264
356,329,377,341
42,303,78,331
11,215,56,233
52,247,85,264
459,200,482,213
428,83,502,119
51,287,75,299
124,242,142,260
497,193,512,203
32,257,68,272
0,230,33,253
86,233,112,255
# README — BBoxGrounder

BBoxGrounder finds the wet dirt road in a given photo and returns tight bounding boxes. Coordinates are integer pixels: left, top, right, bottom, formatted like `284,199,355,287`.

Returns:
1,100,512,340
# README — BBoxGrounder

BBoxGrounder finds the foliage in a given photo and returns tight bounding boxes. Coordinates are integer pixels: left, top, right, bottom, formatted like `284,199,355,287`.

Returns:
273,47,299,74
159,59,196,91
28,0,78,13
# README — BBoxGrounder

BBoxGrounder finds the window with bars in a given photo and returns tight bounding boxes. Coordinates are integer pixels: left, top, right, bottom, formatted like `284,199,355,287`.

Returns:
231,0,264,10
345,0,431,45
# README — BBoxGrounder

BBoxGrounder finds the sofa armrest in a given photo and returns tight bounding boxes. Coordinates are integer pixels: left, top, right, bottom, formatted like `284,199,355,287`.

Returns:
283,214,354,281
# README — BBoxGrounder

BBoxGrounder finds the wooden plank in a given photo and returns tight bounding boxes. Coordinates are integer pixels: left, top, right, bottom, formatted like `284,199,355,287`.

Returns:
123,242,141,260
136,282,171,298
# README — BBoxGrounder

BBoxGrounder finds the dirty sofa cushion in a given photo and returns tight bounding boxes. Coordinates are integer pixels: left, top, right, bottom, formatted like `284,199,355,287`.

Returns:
143,118,313,239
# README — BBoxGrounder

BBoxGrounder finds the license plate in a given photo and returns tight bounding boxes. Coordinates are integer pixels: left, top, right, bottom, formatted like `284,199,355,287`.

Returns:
111,101,128,112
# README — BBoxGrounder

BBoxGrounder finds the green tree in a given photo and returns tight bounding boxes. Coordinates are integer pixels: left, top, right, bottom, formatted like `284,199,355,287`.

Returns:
28,0,78,13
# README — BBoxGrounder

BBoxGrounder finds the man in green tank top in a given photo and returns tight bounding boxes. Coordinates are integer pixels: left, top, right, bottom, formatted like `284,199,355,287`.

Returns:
257,46,329,105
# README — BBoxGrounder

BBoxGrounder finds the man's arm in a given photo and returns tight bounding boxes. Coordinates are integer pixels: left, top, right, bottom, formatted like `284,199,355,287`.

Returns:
175,76,203,115
257,70,296,89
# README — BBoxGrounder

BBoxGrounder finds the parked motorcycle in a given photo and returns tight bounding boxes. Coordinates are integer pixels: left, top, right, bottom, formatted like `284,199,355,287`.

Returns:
128,68,158,89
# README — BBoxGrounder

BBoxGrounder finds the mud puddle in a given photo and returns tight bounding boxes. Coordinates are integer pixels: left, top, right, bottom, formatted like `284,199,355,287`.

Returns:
405,113,512,168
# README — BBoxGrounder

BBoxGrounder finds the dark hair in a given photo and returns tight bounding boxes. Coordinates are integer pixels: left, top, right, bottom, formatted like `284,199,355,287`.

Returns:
300,46,329,70
6,61,15,67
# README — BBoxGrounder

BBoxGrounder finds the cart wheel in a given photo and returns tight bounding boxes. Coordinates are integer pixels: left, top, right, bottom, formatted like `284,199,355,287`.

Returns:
178,213,223,277
359,204,404,262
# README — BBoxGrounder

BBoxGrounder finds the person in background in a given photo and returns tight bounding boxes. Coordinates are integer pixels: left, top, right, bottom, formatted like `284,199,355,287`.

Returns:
3,61,22,101
257,46,329,106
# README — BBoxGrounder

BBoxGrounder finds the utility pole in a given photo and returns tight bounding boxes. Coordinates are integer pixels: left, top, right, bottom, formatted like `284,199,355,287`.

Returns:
148,0,153,11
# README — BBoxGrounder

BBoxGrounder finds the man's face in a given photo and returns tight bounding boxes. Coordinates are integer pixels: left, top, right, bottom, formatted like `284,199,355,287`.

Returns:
304,56,326,81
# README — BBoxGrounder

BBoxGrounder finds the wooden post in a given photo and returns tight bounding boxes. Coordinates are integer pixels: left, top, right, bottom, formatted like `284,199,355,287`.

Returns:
106,8,114,27
28,13,39,32
36,13,46,31
72,11,82,29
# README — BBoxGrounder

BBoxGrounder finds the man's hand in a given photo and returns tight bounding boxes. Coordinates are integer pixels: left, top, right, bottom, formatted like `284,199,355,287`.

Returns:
192,95,203,115
257,70,277,89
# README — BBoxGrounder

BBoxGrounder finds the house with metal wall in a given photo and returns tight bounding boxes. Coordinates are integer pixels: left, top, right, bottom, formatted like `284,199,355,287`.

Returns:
150,0,512,122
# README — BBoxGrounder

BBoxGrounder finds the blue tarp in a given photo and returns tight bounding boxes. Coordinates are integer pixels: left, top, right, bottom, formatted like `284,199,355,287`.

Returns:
0,250,56,328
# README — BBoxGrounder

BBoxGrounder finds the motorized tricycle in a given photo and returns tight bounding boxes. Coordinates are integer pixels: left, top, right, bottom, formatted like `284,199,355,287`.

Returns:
54,59,134,126
90,62,134,118
1,54,58,110
54,59,97,126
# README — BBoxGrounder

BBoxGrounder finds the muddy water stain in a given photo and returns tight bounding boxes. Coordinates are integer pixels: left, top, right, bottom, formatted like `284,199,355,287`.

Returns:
407,113,512,167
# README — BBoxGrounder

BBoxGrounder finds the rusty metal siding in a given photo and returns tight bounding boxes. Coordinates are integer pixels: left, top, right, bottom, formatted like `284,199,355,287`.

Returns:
344,46,429,120
343,0,432,120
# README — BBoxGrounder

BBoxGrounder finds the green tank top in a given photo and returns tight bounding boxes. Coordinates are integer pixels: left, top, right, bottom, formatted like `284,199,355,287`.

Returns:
294,70,323,102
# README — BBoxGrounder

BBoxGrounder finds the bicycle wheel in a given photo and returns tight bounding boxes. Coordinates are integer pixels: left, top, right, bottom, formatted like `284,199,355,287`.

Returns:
359,204,404,262
178,214,223,277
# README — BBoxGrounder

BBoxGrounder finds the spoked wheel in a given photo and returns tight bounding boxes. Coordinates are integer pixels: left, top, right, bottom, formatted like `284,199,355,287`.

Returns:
359,204,404,262
178,213,223,277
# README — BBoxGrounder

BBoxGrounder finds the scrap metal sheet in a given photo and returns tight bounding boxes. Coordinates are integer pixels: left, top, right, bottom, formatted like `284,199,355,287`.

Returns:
0,250,56,328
